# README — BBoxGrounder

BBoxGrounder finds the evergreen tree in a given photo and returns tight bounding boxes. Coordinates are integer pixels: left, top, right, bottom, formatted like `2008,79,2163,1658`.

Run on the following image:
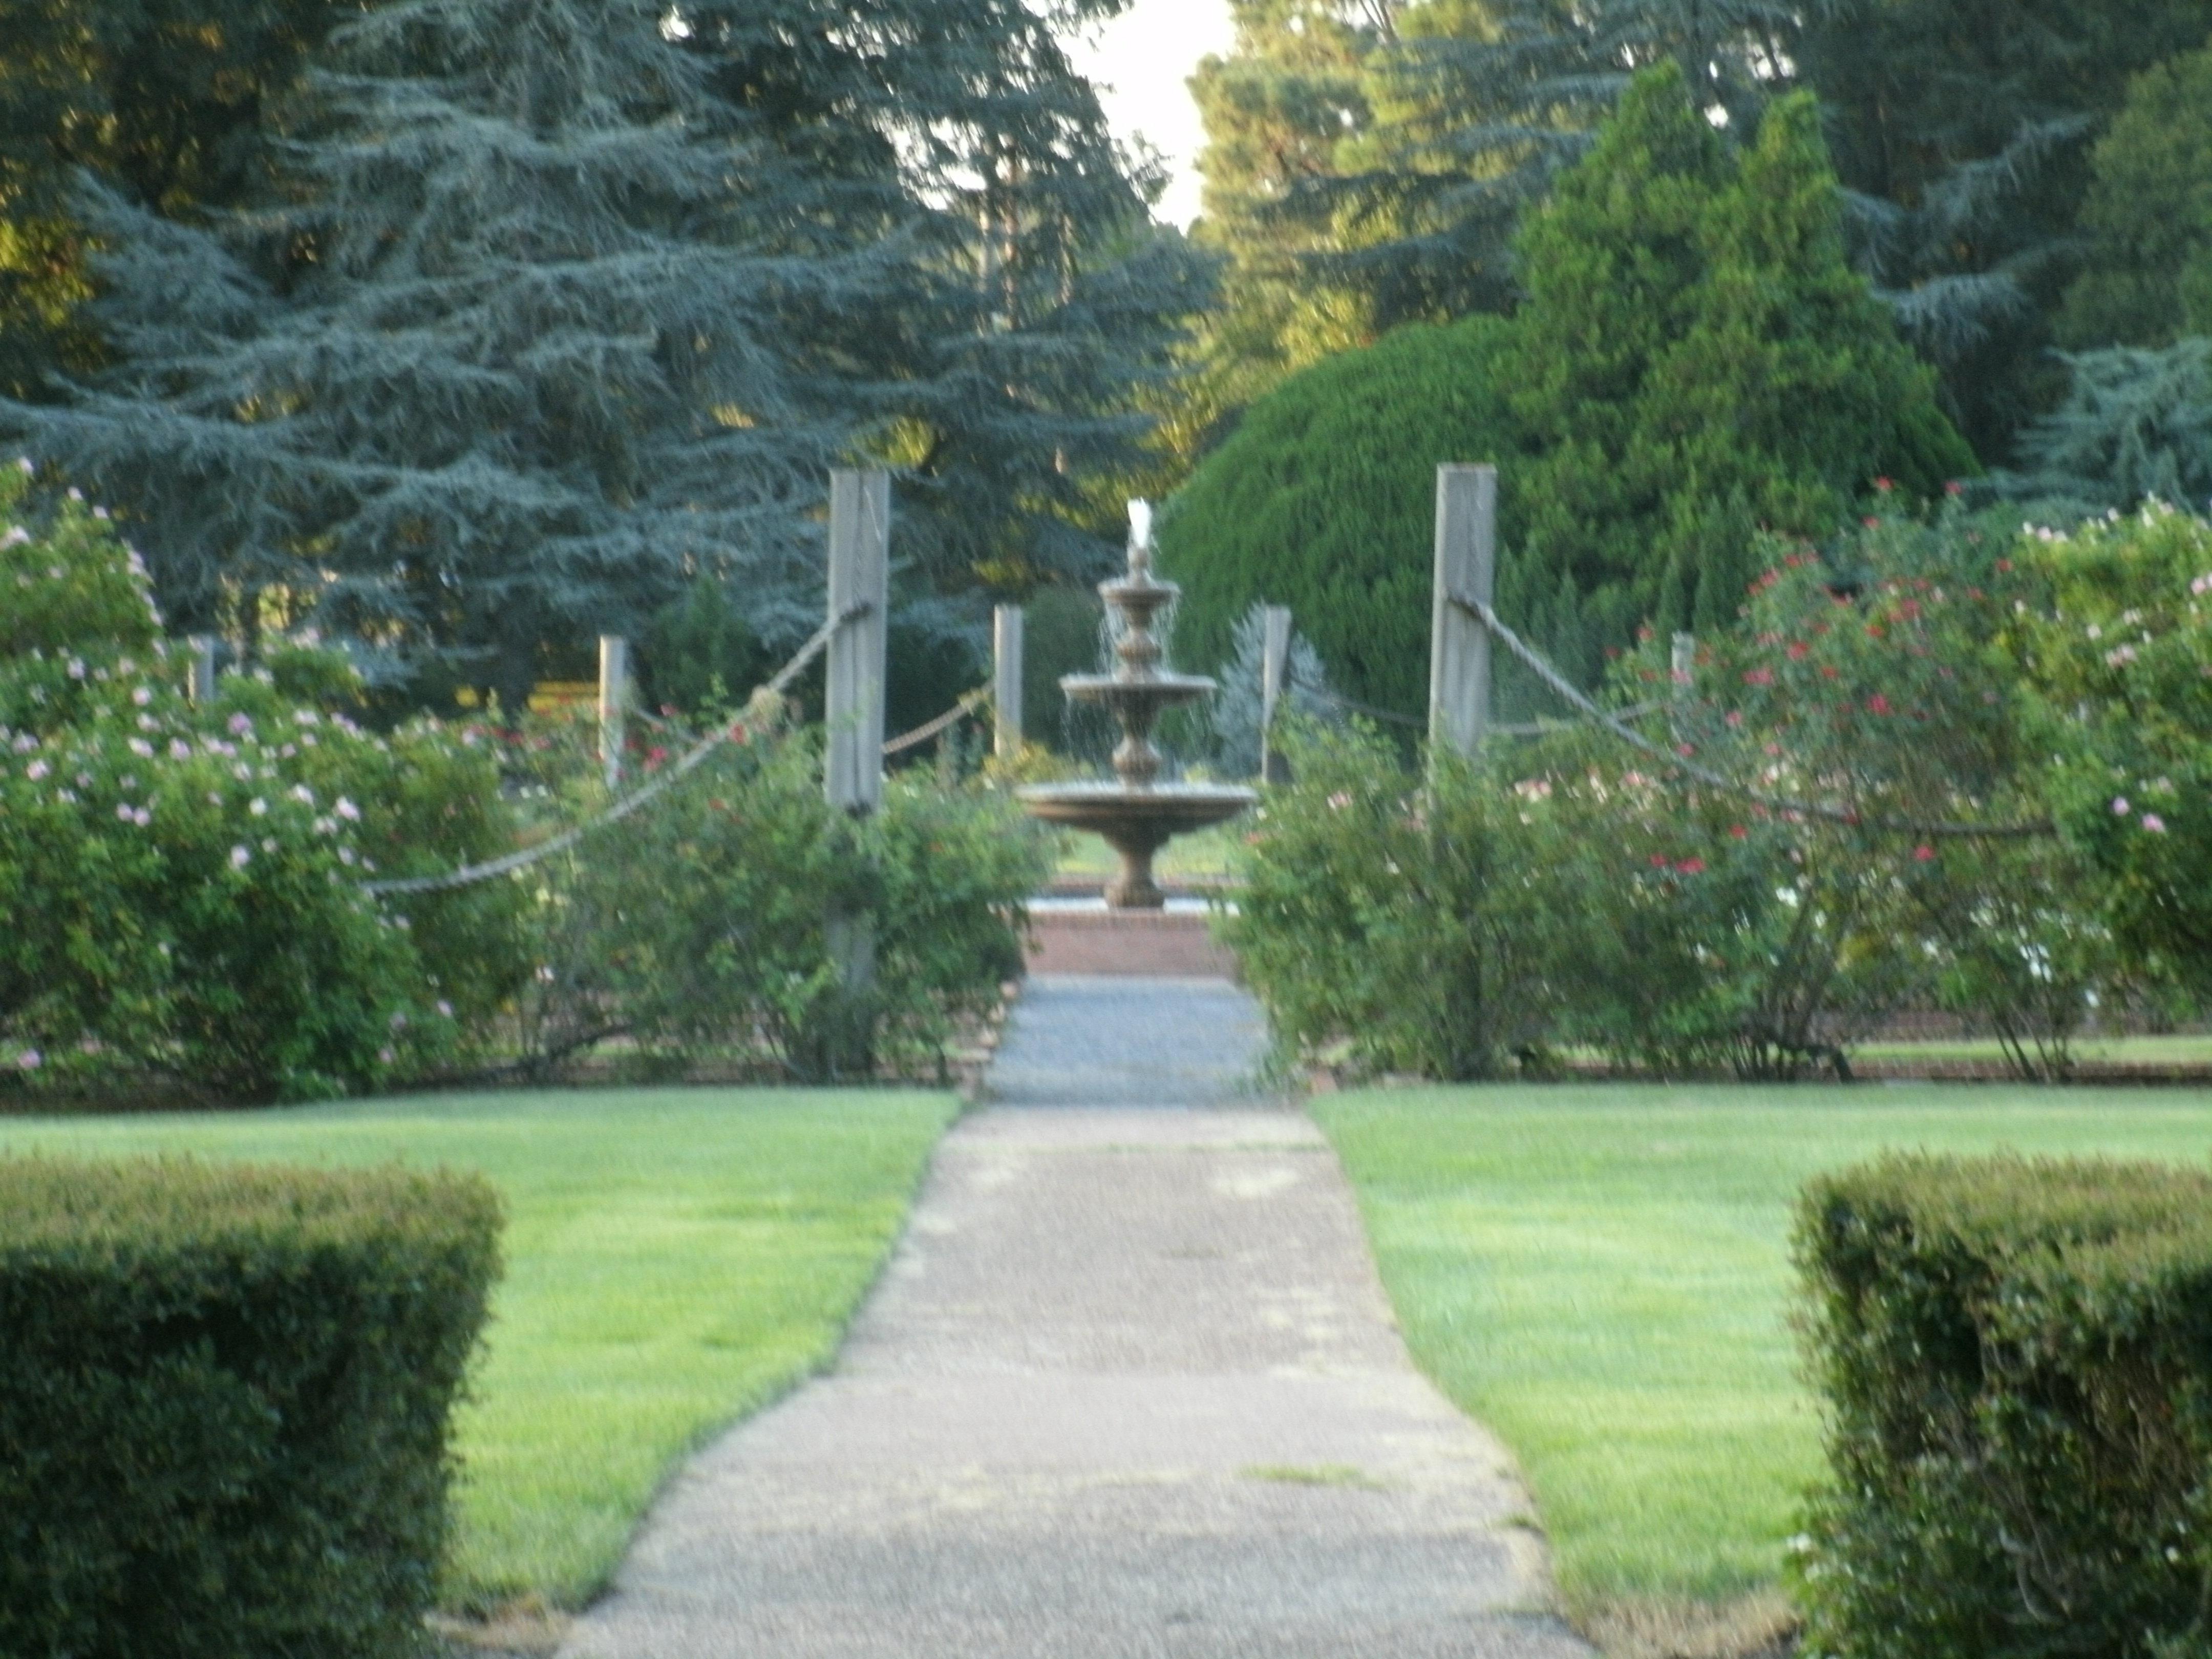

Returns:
1173,0,1387,462
2002,341,2212,513
1157,313,1518,720
6,0,1201,710
2056,41,2212,350
1221,0,2212,464
1503,66,1972,678
1799,0,2212,460
0,0,349,398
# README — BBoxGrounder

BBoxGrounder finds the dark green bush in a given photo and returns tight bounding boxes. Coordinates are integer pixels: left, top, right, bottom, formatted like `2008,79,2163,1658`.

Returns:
0,1155,502,1659
1156,314,1519,725
1794,1154,2212,1659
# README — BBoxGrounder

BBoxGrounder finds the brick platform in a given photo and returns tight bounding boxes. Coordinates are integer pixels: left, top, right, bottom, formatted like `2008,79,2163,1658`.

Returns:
1022,907,1240,979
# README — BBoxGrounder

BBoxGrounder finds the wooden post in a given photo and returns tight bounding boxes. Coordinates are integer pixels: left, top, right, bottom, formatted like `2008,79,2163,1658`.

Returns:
824,468,890,815
823,469,890,1075
1429,463,1496,763
187,637,217,706
1671,632,1696,698
597,634,627,789
993,604,1024,761
1259,604,1291,784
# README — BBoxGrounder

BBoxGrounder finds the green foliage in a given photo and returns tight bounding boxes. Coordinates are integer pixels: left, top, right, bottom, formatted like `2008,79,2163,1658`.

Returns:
1157,314,1516,721
5,0,1199,706
0,1153,501,1658
1226,501,2184,1083
1224,722,1587,1079
2004,339,2212,514
510,719,1049,1084
2058,41,2212,350
1188,0,2212,468
1164,71,1970,711
1793,1153,2212,1659
1505,68,1972,677
2010,502,2212,998
0,464,524,1103
0,0,348,398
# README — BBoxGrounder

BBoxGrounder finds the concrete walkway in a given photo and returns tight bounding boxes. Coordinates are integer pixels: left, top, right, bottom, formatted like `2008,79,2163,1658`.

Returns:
560,974,1591,1658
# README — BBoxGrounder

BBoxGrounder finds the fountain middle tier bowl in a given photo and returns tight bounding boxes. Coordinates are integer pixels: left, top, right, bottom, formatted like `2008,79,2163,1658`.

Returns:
1016,779,1258,840
1059,671,1217,710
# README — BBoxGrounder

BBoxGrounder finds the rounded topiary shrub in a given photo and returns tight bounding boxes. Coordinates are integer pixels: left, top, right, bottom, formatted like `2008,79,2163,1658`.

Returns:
1155,315,1519,724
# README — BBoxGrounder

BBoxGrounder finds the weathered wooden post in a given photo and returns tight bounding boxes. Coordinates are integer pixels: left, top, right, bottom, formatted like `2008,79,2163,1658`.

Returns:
597,634,627,789
1671,632,1696,698
824,469,889,815
1259,604,1292,784
993,604,1024,761
1429,463,1496,766
186,637,218,706
822,469,890,1076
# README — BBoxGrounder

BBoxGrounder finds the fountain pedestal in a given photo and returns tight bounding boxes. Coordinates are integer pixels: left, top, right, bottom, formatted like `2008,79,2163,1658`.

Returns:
1017,504,1257,909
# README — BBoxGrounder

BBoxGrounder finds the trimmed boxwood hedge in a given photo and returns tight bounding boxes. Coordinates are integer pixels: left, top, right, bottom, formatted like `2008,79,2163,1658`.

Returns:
1794,1154,2212,1659
0,1156,503,1659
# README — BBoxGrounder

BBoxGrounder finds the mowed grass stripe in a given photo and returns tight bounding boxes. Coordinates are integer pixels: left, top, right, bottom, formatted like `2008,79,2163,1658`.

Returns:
1311,1086,2212,1618
0,1087,958,1610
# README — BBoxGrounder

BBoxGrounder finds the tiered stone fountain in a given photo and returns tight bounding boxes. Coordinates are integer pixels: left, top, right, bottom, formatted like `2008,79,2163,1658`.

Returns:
1018,503,1257,908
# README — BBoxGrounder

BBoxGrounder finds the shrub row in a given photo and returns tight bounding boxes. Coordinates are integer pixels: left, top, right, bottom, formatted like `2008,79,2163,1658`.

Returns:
0,1154,502,1659
496,713,1051,1086
1225,501,2212,1080
1793,1154,2212,1659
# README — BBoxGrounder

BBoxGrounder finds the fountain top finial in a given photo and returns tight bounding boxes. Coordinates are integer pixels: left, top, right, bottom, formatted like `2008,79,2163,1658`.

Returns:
1126,498,1153,578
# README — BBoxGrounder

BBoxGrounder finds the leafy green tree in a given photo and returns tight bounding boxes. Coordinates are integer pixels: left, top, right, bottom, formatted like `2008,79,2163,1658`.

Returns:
1803,0,2212,459
1213,0,2212,465
1505,66,1972,679
2056,41,2212,350
6,0,1199,712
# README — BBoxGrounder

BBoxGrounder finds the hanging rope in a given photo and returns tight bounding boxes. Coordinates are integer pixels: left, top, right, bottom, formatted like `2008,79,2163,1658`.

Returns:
882,686,991,756
364,601,871,898
1448,592,2053,841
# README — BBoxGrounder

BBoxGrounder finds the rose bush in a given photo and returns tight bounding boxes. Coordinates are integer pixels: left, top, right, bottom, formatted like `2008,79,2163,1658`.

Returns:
0,464,523,1103
1228,497,2205,1081
2008,501,2212,998
506,713,1049,1084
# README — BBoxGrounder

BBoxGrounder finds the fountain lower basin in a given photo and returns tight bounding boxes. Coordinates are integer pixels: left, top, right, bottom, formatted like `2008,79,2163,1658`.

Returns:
1017,781,1256,909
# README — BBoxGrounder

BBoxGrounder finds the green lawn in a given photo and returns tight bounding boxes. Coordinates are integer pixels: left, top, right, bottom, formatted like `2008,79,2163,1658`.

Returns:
1310,1085,2212,1627
1851,1033,2212,1066
0,1086,956,1611
1054,819,1241,880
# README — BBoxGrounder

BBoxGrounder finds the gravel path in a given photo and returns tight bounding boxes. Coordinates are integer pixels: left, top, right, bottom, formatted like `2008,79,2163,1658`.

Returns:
558,974,1591,1658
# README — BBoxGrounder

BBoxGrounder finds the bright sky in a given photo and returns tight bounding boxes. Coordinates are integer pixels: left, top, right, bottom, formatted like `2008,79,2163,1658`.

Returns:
1064,0,1238,228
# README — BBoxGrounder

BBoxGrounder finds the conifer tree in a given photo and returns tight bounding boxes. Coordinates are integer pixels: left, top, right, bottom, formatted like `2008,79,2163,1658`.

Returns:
5,0,1201,708
2003,341,2212,513
1502,66,1971,678
1173,0,1386,460
0,0,349,398
2056,41,2212,350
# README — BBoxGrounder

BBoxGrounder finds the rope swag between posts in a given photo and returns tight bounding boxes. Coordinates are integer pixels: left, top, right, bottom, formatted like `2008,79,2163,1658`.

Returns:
364,601,873,898
1447,591,2054,843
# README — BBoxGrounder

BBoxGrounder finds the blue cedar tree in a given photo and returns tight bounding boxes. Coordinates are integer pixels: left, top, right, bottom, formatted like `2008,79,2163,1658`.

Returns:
6,0,1202,712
